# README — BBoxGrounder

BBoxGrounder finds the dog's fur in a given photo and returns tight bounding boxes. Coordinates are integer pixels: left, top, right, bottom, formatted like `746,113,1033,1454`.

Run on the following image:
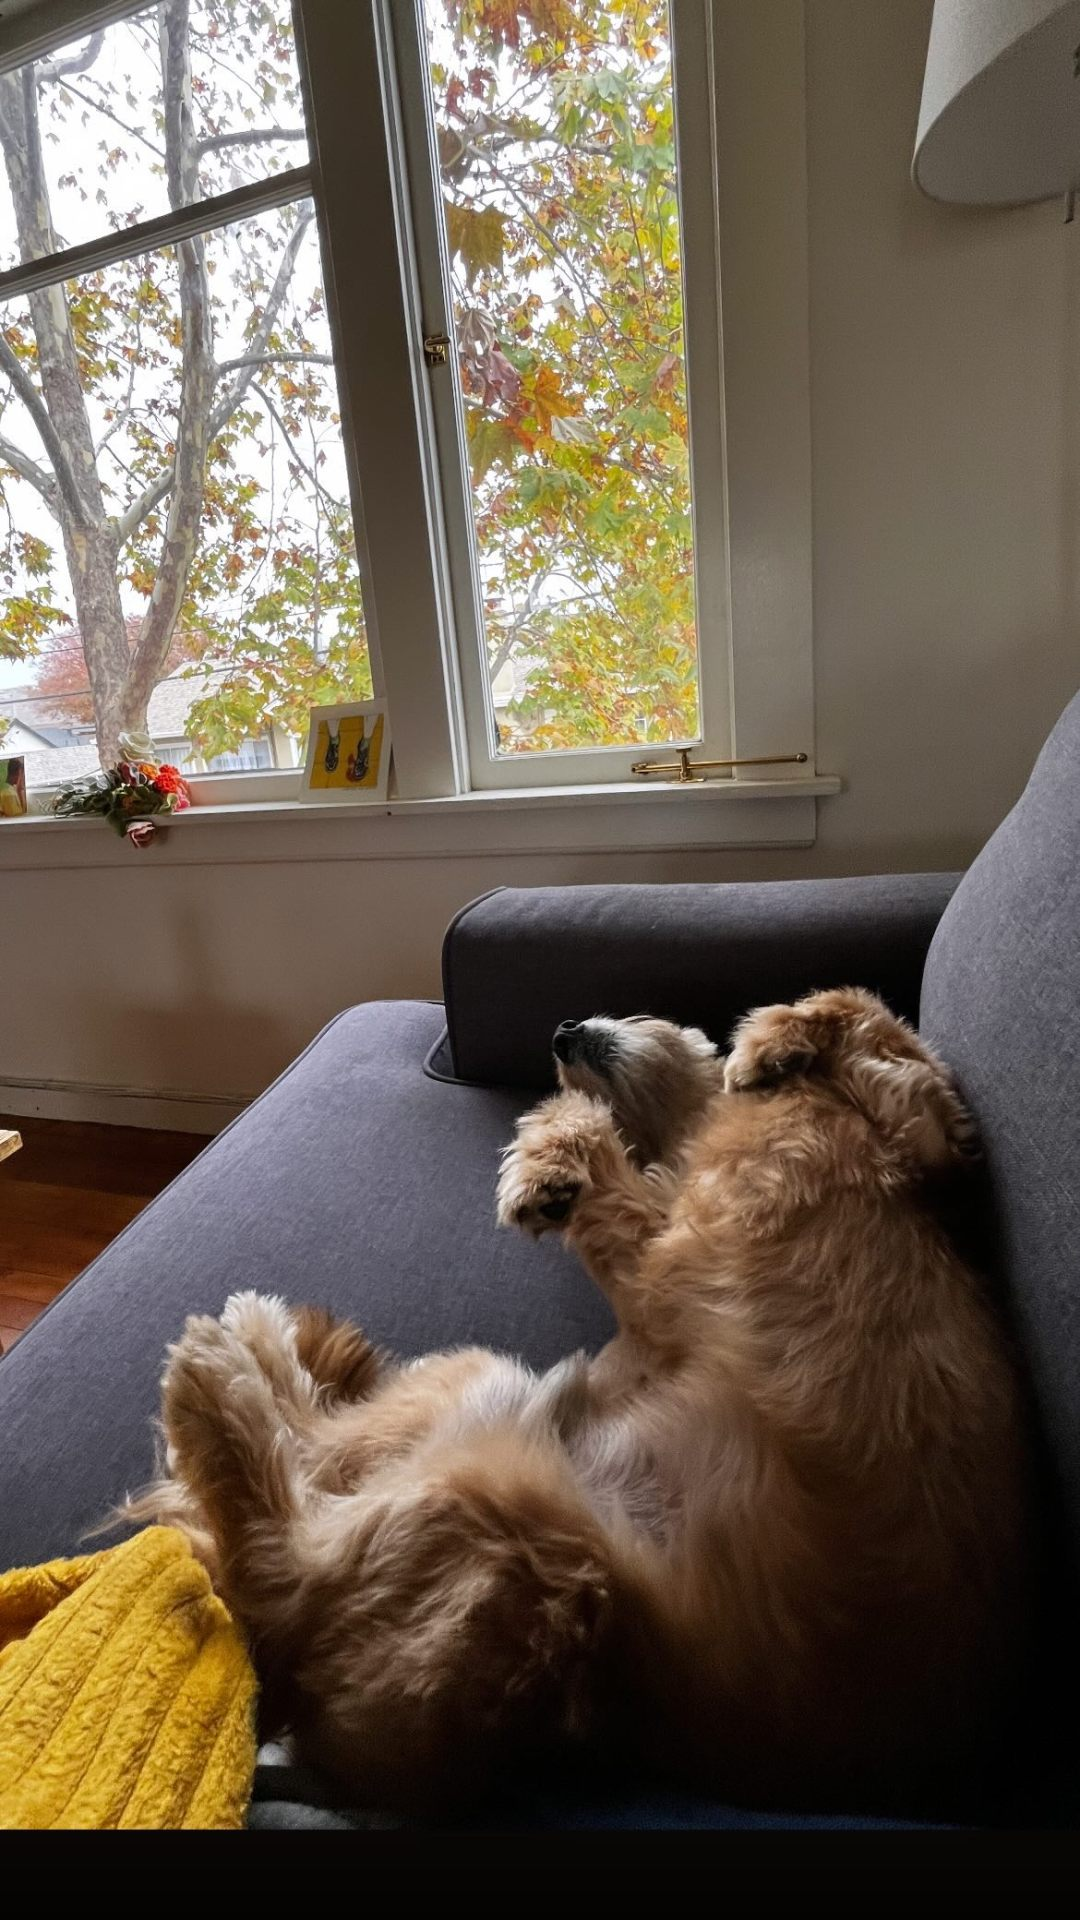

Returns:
128,989,1032,1815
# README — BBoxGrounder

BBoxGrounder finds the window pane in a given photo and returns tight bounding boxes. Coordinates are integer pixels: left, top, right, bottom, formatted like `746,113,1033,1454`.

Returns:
0,199,370,789
0,1,310,274
422,0,698,755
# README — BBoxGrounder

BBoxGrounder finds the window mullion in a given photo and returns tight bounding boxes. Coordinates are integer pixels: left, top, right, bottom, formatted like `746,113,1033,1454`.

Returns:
0,166,316,302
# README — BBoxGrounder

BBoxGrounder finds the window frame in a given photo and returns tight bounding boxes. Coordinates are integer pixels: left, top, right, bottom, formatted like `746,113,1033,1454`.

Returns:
0,0,820,834
0,0,377,807
385,0,733,791
307,0,817,805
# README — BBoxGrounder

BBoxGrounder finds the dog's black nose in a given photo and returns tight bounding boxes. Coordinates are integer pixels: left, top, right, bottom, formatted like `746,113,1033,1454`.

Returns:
552,1020,583,1064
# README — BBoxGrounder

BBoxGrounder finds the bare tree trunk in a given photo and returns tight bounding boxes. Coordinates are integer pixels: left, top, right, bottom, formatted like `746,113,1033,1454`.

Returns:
0,65,131,762
0,0,316,767
0,0,211,765
125,0,211,728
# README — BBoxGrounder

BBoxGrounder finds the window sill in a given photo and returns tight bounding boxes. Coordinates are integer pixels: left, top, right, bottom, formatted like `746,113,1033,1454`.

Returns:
0,774,840,868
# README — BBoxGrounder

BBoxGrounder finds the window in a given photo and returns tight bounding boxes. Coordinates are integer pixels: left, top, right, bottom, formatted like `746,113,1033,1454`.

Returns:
0,0,370,792
179,732,276,773
402,0,725,788
0,1,816,822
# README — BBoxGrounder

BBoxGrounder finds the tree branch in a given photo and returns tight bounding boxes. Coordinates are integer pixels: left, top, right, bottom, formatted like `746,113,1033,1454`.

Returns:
47,75,165,163
214,351,333,377
0,51,132,760
114,206,315,545
250,381,346,516
112,459,177,547
208,207,314,434
0,70,112,525
197,126,306,155
0,429,59,509
35,31,105,83
126,0,213,720
0,333,82,520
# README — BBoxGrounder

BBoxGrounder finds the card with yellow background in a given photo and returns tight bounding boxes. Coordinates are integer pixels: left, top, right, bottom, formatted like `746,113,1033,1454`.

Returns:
302,702,390,803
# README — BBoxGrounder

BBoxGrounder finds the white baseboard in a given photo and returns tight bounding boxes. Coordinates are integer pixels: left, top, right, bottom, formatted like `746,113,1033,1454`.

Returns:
0,1076,249,1135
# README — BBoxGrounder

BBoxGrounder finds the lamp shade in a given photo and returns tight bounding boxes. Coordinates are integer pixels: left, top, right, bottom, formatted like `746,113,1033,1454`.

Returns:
914,0,1080,205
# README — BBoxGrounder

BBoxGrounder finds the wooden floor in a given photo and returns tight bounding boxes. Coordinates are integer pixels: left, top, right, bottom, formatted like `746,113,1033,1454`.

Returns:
0,1116,205,1355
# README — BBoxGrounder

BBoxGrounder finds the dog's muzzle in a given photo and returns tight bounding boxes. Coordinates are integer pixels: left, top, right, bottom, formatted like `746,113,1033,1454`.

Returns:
552,1020,615,1074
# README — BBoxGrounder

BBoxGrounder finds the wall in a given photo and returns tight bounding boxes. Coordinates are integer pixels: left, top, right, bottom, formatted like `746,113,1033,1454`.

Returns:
806,0,1080,872
2,0,1079,1126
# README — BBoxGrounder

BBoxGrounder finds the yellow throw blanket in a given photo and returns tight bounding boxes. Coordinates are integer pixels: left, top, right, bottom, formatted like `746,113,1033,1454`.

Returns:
0,1526,256,1829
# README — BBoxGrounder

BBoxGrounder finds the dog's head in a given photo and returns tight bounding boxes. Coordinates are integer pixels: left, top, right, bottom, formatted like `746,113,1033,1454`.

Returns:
724,987,977,1175
552,1014,723,1166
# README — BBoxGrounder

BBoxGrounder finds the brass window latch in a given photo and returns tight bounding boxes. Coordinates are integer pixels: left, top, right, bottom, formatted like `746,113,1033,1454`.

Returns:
423,330,451,368
631,749,808,784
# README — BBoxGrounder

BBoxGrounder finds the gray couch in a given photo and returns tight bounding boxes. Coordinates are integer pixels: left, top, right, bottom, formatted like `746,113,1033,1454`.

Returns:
3,689,1080,1830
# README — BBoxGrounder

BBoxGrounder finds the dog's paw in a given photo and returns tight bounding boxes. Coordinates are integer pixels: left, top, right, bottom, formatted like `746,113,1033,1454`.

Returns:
161,1312,247,1445
499,1170,583,1236
724,1005,819,1093
497,1091,616,1236
161,1307,289,1488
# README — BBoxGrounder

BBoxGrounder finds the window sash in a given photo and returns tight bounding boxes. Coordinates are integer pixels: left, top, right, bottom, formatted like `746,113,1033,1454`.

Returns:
295,0,463,800
0,0,150,77
0,167,314,303
303,0,817,808
0,1,369,796
384,0,733,791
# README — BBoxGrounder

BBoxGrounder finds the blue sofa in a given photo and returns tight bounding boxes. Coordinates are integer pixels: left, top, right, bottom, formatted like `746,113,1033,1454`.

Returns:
3,690,1079,1829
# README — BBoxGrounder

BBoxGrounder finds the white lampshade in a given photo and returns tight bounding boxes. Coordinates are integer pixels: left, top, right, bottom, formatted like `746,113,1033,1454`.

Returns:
914,0,1080,205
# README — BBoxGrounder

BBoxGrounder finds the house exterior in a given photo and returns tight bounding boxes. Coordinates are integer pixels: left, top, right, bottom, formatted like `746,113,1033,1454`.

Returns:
0,715,76,759
0,668,294,791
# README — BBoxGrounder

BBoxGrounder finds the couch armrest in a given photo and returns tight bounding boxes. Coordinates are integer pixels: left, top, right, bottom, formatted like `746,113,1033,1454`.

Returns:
440,876,960,1088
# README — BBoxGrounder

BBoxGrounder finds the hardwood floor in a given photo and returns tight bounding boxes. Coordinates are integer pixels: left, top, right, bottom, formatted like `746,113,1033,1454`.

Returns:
0,1116,206,1355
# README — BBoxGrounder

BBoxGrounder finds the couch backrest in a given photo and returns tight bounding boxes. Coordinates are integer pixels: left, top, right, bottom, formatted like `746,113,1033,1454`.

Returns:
921,690,1080,1562
440,873,958,1089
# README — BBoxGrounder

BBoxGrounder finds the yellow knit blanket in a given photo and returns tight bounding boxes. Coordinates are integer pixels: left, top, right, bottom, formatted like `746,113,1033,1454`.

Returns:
0,1526,256,1829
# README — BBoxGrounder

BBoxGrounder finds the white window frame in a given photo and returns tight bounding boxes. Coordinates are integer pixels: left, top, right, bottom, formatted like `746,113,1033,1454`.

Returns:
387,0,731,790
307,0,819,807
0,0,826,849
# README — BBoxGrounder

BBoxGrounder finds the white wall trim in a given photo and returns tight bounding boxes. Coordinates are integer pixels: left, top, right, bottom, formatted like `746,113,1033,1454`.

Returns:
0,1075,246,1136
1,779,837,869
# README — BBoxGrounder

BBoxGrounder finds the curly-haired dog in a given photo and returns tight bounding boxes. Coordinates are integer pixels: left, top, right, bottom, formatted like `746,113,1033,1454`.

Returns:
131,989,1031,1815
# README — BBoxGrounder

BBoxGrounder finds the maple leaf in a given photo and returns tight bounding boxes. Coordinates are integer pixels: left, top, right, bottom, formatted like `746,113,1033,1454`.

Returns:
445,201,508,285
526,362,577,433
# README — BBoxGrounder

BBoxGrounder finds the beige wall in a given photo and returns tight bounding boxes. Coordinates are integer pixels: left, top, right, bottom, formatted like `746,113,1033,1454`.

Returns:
807,0,1080,873
3,0,1079,1122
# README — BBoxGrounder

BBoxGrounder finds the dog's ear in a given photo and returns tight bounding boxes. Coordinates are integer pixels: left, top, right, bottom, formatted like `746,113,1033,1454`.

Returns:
849,1054,977,1172
724,1005,822,1092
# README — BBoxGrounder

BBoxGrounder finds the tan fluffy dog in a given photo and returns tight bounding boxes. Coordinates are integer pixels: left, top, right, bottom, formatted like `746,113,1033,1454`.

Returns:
133,989,1031,1816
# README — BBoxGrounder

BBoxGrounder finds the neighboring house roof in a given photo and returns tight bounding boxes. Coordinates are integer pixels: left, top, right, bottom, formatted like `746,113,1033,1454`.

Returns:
28,723,81,748
13,666,234,790
0,716,58,752
146,669,226,739
21,743,102,787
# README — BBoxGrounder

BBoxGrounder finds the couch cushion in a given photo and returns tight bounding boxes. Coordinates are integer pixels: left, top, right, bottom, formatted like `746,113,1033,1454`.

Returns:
0,1002,613,1570
921,689,1080,1563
